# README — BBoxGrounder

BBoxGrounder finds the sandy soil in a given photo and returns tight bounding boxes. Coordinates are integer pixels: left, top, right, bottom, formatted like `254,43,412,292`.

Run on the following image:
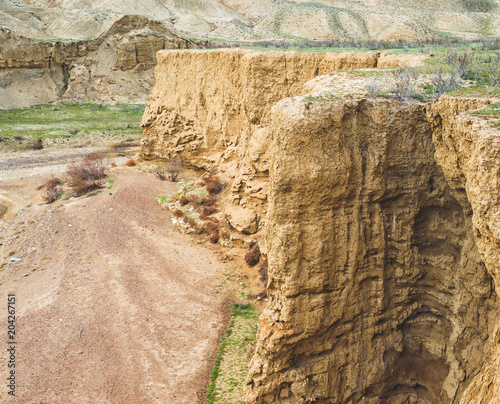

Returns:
0,168,234,403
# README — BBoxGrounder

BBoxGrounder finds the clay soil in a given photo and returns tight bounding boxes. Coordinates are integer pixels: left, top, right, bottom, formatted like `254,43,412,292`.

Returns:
0,160,234,403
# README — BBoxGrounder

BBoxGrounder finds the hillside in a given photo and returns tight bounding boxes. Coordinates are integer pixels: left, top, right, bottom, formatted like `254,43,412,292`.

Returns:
2,0,500,41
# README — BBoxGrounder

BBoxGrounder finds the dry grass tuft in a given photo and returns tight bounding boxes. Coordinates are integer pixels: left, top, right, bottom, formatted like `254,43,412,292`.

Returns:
126,159,136,167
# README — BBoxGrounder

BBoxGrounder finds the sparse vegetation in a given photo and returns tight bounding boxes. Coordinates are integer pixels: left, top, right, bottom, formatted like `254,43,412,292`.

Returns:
126,159,136,167
166,157,183,182
0,103,144,150
65,153,106,196
245,244,261,267
39,177,63,203
206,302,260,404
390,66,420,102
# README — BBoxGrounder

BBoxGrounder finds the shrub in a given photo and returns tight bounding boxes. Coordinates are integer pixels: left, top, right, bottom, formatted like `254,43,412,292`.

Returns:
153,163,167,180
366,78,383,98
187,218,197,227
166,157,183,182
431,67,462,96
33,138,44,150
445,49,477,79
488,54,500,88
40,177,62,203
203,174,225,195
173,209,184,218
200,195,217,207
209,230,219,244
126,159,136,167
205,221,219,234
390,66,420,101
179,195,190,206
202,205,218,216
245,244,261,267
66,153,106,196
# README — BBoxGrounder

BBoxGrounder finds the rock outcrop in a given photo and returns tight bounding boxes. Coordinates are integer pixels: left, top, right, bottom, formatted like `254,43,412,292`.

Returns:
0,17,194,108
140,49,500,403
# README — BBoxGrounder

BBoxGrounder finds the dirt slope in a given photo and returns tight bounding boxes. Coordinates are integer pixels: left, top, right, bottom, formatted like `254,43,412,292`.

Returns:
0,170,232,403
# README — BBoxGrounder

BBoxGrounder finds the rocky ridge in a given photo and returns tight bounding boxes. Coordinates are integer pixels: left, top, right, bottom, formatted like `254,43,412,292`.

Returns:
140,49,500,403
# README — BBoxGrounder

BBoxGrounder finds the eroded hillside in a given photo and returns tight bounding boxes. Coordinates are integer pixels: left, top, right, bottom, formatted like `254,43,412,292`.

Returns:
140,49,500,403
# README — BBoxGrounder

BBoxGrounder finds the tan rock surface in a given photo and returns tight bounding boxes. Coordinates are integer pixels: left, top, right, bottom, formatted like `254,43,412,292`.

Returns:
140,49,500,403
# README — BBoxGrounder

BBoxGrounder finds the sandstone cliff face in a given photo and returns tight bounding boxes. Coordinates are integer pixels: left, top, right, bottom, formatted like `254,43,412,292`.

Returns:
140,49,500,403
141,49,379,227
246,96,499,403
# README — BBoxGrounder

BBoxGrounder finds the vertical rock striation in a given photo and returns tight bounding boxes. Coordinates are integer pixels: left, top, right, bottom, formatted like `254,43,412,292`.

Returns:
246,97,498,403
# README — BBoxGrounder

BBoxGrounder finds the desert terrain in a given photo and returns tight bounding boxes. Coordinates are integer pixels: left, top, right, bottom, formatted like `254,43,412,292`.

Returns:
2,0,500,403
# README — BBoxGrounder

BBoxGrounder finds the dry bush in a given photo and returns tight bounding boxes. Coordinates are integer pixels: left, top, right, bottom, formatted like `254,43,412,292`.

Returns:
203,174,225,195
205,221,219,234
366,78,383,98
166,157,183,182
173,209,184,218
431,67,462,96
179,195,190,206
187,218,197,227
183,216,189,223
202,205,218,217
390,66,420,101
259,261,268,284
110,162,117,168
209,230,219,244
153,164,167,180
40,177,62,203
33,138,44,150
445,49,477,79
126,159,136,167
488,53,500,88
205,220,220,244
245,244,261,267
220,231,230,241
66,153,106,196
200,195,217,207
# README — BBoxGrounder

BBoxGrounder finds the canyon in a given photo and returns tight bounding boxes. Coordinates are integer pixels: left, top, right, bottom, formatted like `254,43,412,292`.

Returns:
140,49,500,403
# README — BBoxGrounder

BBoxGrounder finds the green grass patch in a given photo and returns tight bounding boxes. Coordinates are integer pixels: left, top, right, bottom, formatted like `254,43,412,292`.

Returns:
206,302,260,404
469,103,500,128
86,190,102,197
0,103,145,147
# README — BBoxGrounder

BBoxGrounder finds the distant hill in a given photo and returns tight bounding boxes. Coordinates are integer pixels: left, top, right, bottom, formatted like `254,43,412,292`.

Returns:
2,0,500,41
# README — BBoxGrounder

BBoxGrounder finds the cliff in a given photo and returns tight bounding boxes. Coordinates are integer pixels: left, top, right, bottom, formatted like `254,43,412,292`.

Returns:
140,49,500,403
0,17,194,108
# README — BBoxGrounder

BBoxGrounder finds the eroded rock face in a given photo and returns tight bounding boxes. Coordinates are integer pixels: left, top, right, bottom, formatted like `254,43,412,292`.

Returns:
246,97,498,403
0,17,194,108
140,49,500,403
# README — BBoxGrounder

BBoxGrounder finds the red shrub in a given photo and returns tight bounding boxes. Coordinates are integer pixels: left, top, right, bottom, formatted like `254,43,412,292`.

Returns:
245,244,261,267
